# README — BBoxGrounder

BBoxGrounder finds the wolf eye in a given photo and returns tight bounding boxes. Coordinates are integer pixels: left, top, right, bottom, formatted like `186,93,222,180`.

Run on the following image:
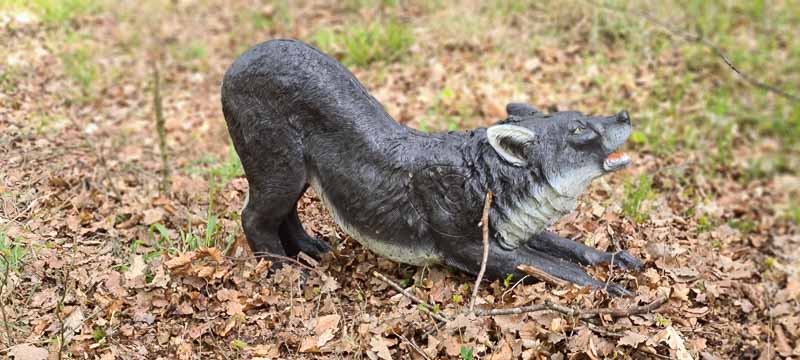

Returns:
573,127,584,135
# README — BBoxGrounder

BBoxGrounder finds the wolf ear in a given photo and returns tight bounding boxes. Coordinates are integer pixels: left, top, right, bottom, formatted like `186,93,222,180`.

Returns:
487,124,536,166
506,103,538,117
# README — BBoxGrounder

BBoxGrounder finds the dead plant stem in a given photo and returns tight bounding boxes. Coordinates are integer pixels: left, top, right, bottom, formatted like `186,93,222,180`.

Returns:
152,62,171,194
0,254,11,349
469,191,493,312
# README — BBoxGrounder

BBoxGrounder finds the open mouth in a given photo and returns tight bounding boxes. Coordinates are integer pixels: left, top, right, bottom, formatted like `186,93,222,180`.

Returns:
603,152,631,172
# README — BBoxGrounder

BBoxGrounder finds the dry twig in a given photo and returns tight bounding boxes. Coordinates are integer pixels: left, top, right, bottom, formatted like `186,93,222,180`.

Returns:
469,191,493,312
225,252,326,278
393,330,432,360
152,63,171,194
473,295,668,318
372,271,452,323
375,270,667,341
516,264,569,287
0,254,11,349
57,261,71,360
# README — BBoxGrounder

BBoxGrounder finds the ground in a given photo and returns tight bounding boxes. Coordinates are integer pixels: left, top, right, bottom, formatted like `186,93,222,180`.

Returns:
1,0,799,359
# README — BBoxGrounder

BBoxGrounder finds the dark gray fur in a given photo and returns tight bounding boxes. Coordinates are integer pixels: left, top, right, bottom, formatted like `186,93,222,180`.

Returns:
221,39,642,296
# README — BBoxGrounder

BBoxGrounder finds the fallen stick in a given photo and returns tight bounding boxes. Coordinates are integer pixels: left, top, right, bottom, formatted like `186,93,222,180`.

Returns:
469,191,493,312
393,330,432,360
474,295,668,319
372,271,453,323
516,264,569,287
375,269,666,318
225,253,326,279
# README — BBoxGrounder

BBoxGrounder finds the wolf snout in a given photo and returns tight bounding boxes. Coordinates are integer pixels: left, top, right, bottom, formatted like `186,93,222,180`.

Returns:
617,110,630,124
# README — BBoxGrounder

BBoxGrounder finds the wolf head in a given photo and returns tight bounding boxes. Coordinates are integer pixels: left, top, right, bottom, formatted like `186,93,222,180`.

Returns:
487,106,632,198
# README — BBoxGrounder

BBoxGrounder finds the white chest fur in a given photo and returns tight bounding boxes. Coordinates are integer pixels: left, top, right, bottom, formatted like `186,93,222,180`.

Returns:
493,184,577,250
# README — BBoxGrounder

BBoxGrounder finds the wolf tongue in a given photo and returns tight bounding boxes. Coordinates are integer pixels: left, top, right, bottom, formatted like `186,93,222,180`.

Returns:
607,152,626,160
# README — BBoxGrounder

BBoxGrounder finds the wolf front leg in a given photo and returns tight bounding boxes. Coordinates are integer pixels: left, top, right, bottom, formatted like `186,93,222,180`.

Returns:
443,237,635,297
526,230,643,271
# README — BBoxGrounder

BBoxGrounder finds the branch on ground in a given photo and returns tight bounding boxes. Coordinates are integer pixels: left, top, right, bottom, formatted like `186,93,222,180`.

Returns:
372,270,668,329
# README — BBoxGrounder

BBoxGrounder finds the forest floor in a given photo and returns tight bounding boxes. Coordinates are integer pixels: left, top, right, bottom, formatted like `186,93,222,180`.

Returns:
1,0,799,359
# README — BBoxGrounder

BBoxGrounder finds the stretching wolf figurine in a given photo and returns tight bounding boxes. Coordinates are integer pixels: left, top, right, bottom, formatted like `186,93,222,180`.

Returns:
222,39,642,296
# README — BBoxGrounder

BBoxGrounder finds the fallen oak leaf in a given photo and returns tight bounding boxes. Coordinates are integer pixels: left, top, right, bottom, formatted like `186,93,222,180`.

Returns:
9,344,49,360
165,252,197,272
124,255,147,288
197,247,222,262
665,326,693,360
370,336,394,360
251,344,280,357
142,207,165,225
618,331,648,347
313,314,341,335
299,314,341,353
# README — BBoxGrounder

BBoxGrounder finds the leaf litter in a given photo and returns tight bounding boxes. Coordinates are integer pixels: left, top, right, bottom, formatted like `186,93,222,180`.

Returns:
0,0,798,359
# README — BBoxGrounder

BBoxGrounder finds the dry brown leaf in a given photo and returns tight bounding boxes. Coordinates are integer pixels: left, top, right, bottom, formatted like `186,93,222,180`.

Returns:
165,252,197,271
298,337,321,353
142,207,165,225
490,340,513,360
177,342,192,360
618,331,648,347
124,255,146,288
664,326,693,360
251,344,280,357
8,344,49,360
313,314,341,335
370,336,393,360
226,300,245,317
198,247,223,262
775,325,793,357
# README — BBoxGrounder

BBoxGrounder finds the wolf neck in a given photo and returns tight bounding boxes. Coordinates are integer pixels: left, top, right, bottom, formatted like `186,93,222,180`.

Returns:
492,177,579,250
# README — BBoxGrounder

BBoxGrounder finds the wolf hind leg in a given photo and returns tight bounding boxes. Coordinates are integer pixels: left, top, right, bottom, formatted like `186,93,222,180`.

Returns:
234,122,309,260
278,187,331,259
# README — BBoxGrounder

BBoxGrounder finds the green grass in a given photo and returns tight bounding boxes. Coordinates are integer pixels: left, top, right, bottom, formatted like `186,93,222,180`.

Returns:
622,175,653,224
0,66,19,94
696,214,715,233
183,41,207,61
418,86,474,132
342,0,397,11
60,40,97,100
0,229,25,272
155,145,244,254
148,212,232,255
185,145,244,188
1,0,101,25
460,345,474,360
312,19,414,67
230,339,248,352
242,1,293,31
791,205,800,225
728,218,757,234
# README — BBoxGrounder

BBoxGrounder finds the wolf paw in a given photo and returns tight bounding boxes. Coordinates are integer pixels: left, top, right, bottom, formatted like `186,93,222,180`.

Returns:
610,250,643,271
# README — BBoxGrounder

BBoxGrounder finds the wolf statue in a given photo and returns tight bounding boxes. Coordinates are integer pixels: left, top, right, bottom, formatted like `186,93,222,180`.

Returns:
222,39,642,296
